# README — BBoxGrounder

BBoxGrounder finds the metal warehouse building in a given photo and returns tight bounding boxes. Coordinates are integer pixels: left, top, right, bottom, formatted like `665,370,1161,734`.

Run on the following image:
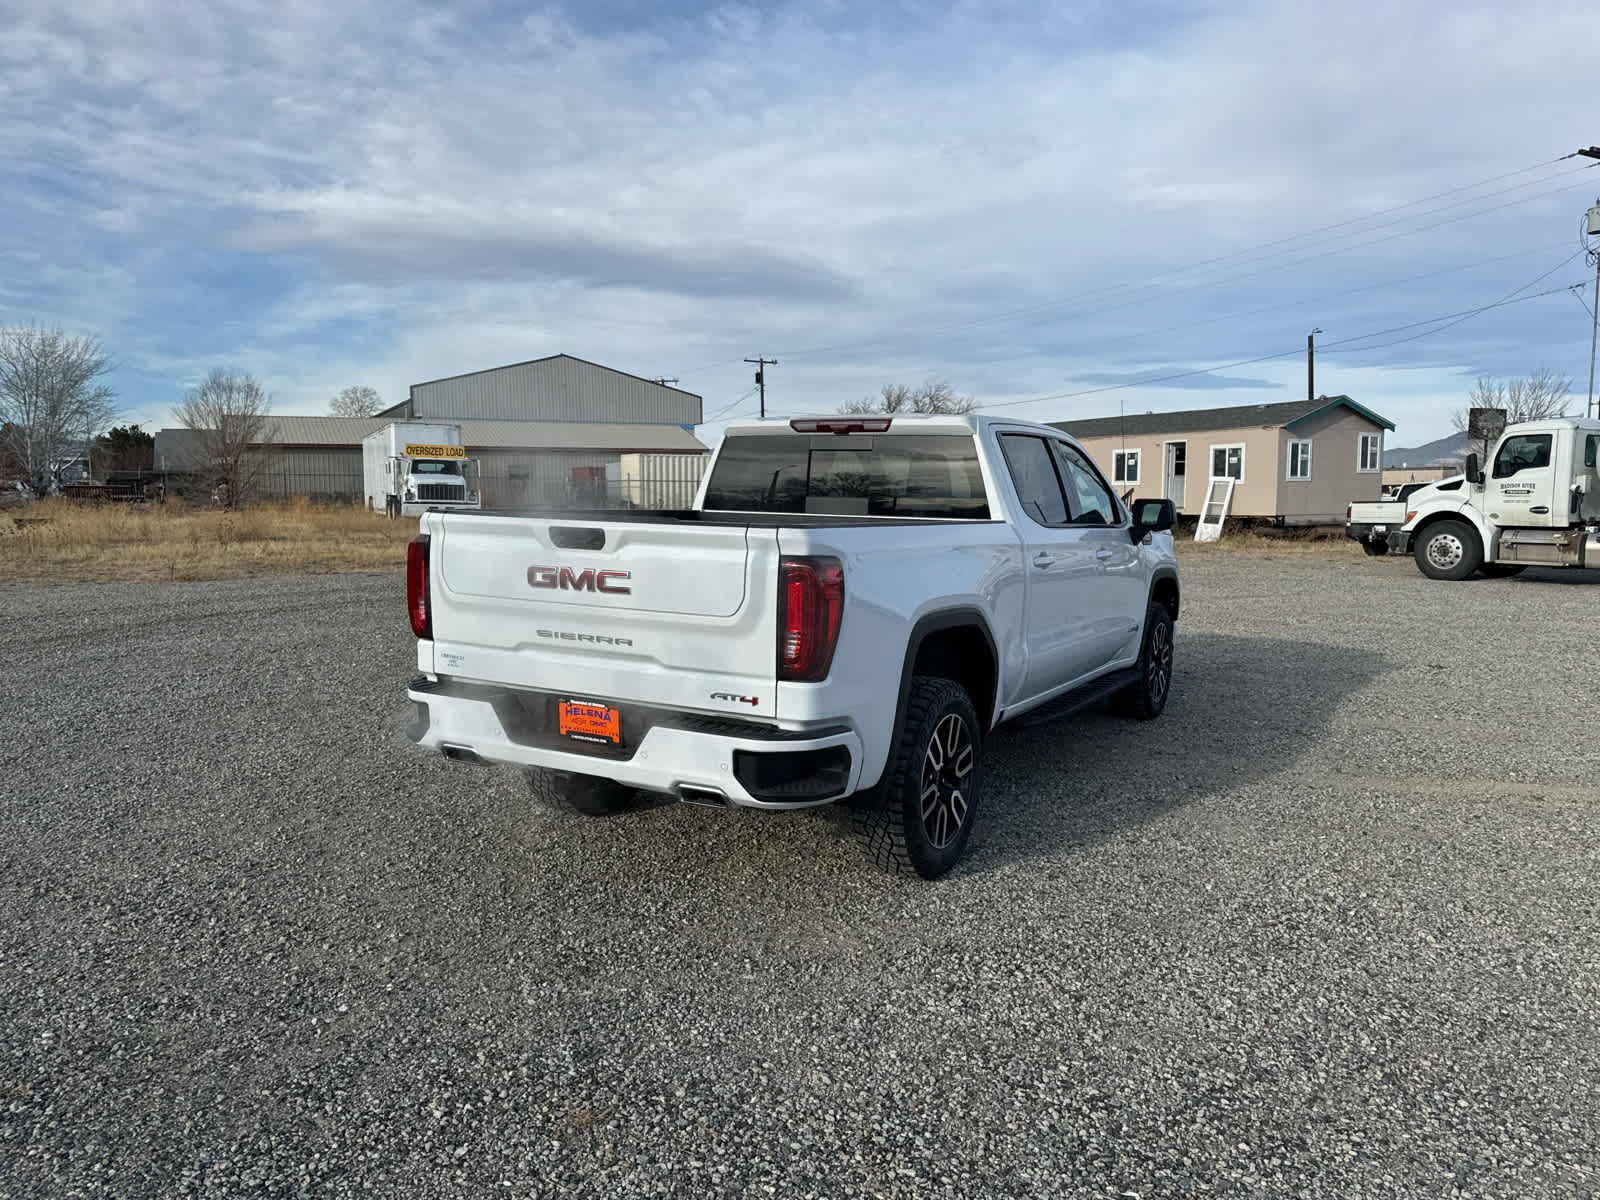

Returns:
154,354,710,508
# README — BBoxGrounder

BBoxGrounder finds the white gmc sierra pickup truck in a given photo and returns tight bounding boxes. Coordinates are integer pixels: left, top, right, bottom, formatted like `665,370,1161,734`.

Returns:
403,413,1181,878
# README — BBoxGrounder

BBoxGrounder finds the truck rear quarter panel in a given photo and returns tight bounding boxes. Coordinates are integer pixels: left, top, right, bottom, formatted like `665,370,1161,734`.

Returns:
772,521,1024,790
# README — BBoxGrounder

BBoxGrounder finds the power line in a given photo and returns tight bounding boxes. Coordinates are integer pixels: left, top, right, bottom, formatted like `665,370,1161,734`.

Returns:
978,281,1585,413
667,152,1596,380
703,386,758,424
1318,248,1586,355
768,159,1597,361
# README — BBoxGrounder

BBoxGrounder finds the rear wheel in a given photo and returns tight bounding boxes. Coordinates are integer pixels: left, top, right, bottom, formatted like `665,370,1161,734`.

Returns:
1361,538,1389,556
527,768,633,816
1412,519,1482,581
852,677,982,880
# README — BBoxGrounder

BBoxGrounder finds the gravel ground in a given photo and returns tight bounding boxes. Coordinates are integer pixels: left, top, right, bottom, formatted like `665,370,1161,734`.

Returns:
2,554,1597,1199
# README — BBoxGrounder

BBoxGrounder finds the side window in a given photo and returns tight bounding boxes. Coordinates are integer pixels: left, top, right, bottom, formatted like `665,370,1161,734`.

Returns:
1286,439,1312,481
998,434,1068,525
1358,432,1382,473
1051,441,1121,526
1492,434,1552,478
1585,435,1598,470
1210,444,1244,480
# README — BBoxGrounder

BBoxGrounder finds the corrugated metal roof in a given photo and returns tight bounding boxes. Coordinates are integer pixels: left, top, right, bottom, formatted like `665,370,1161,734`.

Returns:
457,420,708,452
1051,394,1392,439
261,416,389,444
153,418,708,453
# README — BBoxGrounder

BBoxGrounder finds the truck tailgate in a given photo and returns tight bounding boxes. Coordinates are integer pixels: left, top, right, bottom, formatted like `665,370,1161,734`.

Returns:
424,514,782,719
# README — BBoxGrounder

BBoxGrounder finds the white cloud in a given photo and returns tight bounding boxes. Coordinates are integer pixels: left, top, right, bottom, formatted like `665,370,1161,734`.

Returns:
1,0,1597,443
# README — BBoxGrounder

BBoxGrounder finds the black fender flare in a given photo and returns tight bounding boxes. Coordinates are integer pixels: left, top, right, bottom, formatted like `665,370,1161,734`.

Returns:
878,608,1000,790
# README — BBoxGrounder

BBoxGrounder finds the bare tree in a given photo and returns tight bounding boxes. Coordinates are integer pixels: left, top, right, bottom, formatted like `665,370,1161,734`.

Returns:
1452,369,1572,464
0,325,117,497
839,380,978,416
330,385,381,417
173,369,273,507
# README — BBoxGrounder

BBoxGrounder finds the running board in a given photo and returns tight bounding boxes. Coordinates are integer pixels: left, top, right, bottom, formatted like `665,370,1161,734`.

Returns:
1009,668,1141,729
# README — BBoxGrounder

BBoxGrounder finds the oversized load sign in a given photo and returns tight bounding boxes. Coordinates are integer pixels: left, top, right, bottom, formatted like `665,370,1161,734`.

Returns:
404,443,467,459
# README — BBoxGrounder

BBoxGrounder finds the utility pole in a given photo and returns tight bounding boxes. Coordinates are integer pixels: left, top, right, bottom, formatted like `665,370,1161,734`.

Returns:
1307,328,1321,405
744,357,776,418
1580,150,1600,419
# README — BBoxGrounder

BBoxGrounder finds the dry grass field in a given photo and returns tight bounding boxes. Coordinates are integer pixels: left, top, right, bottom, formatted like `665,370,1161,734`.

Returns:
0,499,1365,584
0,497,417,583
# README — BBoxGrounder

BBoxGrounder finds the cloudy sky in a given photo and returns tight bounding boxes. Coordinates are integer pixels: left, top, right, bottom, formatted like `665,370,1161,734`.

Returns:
4,0,1598,450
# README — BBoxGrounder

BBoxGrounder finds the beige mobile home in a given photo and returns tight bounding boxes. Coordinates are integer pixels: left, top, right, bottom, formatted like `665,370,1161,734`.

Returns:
1052,395,1395,525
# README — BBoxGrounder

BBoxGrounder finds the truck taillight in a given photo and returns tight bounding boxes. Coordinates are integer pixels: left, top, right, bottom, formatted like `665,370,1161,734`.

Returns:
778,557,844,682
407,534,432,639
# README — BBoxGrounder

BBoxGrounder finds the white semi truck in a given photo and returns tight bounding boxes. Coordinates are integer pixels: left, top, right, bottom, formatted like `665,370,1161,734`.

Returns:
362,422,482,518
1346,415,1600,579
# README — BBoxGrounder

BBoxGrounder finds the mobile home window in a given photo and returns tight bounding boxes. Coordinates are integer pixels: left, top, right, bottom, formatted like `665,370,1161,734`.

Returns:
1210,444,1243,480
1286,439,1312,481
1358,432,1381,473
1112,449,1140,485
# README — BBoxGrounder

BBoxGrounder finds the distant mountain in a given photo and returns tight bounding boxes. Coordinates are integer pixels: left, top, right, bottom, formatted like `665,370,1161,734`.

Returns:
1384,432,1469,469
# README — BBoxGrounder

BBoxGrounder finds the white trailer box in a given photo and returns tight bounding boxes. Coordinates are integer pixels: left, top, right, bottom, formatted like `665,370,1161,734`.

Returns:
363,422,482,517
612,452,709,509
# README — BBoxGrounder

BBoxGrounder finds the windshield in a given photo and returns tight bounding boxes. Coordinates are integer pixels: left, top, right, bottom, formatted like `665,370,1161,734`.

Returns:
702,433,989,519
412,460,462,475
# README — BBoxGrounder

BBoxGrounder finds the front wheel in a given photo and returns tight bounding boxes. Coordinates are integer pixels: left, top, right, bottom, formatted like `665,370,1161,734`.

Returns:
852,677,982,880
1412,519,1482,581
1113,600,1175,720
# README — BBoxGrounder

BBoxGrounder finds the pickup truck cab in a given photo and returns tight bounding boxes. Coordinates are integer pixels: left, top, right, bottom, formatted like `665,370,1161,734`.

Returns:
403,413,1181,878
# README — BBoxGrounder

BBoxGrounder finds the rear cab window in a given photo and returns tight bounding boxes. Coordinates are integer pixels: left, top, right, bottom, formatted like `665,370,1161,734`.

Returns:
702,432,990,518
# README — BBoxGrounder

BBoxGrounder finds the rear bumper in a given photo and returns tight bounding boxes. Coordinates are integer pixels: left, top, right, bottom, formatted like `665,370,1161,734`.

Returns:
1345,523,1411,553
406,676,862,810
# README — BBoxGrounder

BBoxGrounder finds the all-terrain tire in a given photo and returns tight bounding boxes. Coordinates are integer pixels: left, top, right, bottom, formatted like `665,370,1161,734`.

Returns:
1412,519,1483,581
852,676,982,880
527,767,633,817
1112,600,1175,721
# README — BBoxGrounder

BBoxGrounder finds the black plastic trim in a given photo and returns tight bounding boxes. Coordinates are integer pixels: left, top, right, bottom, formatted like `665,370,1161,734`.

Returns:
880,608,1000,792
733,746,853,802
408,677,848,760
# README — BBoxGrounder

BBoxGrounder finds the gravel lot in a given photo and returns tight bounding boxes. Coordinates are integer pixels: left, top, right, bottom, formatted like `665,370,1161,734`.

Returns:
3,554,1597,1199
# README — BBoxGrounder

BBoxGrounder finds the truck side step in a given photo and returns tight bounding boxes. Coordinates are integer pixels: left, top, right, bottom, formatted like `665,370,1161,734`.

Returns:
1495,527,1596,568
1010,668,1141,729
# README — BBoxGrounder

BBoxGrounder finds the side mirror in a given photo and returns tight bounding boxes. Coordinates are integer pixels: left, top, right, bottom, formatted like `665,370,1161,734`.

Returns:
1465,452,1482,486
1129,497,1176,541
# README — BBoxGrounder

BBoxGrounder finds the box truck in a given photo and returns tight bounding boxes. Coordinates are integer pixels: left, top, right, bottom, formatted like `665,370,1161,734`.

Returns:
363,422,482,518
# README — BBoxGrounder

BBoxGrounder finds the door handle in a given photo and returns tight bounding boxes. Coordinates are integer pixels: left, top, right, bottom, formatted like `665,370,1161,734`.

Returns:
1094,546,1116,560
1032,552,1055,568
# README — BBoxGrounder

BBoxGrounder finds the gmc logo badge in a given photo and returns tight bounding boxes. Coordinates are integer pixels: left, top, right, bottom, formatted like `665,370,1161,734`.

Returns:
528,566,632,595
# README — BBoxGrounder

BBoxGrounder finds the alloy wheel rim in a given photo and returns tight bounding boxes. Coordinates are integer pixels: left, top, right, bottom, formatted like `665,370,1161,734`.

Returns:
1428,533,1463,569
1148,621,1172,704
920,713,975,850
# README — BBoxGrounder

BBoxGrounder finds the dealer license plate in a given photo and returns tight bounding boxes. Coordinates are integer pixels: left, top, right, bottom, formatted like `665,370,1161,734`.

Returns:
558,699,622,746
